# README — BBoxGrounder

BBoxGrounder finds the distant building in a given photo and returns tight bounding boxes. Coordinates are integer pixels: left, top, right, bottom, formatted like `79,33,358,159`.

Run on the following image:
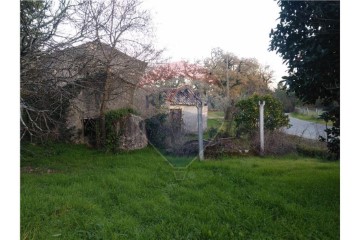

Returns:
138,61,213,133
145,86,207,133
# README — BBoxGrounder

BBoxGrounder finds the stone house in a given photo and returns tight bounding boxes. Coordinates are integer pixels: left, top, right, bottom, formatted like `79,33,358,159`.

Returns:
37,41,148,149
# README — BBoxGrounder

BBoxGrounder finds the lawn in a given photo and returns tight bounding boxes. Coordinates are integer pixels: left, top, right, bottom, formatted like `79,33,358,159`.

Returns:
207,111,225,119
21,144,339,239
207,118,223,129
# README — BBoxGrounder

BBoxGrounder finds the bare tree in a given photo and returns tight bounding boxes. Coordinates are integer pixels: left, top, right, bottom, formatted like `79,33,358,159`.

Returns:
20,0,162,145
73,0,161,146
203,48,274,107
20,0,81,141
203,48,274,134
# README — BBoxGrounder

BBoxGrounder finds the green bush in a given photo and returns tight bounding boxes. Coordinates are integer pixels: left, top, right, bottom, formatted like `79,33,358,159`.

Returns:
207,127,218,139
273,87,299,113
319,105,340,160
105,108,136,152
145,113,169,150
234,94,289,136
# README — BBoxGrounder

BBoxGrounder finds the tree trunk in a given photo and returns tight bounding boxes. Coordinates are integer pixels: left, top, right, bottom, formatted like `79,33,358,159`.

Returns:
98,66,112,148
224,103,236,135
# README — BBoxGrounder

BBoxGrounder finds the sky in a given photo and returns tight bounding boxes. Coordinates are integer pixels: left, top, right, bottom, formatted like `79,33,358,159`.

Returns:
142,0,288,87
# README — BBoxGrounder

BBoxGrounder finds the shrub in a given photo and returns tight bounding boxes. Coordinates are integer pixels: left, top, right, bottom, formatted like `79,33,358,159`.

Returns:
249,130,297,156
273,87,299,113
105,108,136,152
145,113,169,150
234,94,289,136
319,105,340,160
207,127,218,139
249,130,329,158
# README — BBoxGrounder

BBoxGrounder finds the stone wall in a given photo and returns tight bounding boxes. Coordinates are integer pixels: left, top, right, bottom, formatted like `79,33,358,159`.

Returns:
44,41,146,143
117,114,148,150
66,85,134,143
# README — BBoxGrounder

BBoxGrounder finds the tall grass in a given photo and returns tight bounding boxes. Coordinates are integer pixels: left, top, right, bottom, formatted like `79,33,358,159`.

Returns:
21,144,339,239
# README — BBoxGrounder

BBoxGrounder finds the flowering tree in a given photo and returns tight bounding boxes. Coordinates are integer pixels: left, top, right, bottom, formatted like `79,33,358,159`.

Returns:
140,61,218,88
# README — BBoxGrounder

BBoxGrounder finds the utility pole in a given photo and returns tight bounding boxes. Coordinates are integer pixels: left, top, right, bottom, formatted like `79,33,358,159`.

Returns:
259,101,265,156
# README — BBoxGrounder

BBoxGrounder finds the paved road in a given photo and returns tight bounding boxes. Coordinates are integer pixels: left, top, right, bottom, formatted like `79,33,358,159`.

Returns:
281,116,328,140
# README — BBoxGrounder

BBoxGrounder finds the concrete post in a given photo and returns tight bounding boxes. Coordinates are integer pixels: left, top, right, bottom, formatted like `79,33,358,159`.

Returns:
197,102,204,160
259,101,265,156
226,55,230,100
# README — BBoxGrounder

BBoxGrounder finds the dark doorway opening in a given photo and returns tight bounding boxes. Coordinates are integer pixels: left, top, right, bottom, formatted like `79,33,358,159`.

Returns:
83,118,99,146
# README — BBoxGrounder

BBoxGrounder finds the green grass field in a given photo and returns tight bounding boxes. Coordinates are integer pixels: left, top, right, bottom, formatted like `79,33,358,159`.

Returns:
21,144,339,239
207,111,225,119
207,118,223,129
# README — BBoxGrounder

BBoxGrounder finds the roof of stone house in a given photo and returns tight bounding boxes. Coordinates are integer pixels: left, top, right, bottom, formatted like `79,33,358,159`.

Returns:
162,86,202,106
38,41,147,87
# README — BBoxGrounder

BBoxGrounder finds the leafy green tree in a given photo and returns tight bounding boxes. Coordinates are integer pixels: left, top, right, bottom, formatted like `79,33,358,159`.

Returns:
234,95,289,136
269,1,340,158
273,82,299,113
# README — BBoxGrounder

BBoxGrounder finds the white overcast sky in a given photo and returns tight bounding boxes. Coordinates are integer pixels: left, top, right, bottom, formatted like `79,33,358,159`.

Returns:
142,0,288,86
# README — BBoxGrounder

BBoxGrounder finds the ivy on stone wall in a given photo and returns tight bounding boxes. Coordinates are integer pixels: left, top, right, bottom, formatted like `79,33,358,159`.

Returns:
105,108,136,152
